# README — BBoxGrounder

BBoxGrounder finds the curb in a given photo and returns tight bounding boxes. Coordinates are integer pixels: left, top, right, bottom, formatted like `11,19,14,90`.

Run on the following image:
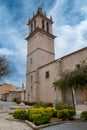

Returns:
25,120,66,130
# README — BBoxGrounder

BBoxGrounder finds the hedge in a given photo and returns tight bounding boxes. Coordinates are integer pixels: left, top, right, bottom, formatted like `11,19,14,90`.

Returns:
13,108,75,125
80,111,87,120
28,107,53,125
57,109,75,120
55,102,74,110
13,109,28,120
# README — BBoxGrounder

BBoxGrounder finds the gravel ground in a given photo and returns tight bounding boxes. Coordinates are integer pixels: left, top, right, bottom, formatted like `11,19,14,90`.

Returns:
0,113,33,130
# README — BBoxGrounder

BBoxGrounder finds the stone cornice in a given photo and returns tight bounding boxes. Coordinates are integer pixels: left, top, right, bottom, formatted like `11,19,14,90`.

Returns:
26,27,56,41
26,70,36,75
27,48,55,57
28,12,53,25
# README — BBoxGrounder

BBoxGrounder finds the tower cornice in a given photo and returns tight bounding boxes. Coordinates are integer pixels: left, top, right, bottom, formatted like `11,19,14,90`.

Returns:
28,13,53,25
28,7,53,25
26,27,56,41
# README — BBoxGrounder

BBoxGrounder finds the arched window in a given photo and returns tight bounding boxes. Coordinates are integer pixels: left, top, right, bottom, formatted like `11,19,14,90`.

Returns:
34,20,36,30
47,22,49,32
42,19,45,30
31,23,33,32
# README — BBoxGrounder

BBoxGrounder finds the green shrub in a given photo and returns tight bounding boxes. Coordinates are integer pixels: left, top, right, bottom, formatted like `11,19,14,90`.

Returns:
13,109,27,120
57,109,75,120
44,107,53,120
67,109,75,120
34,102,47,108
34,102,53,108
80,111,87,120
28,107,44,121
57,109,68,120
28,107,53,125
32,114,43,125
32,112,51,125
46,107,57,117
55,102,74,110
52,109,57,117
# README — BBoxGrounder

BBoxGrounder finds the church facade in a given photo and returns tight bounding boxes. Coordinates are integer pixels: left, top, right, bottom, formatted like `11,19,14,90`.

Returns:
26,7,87,104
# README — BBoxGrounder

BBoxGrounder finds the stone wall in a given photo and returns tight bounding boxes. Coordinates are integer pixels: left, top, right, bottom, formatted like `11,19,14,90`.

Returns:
1,91,25,102
38,47,87,104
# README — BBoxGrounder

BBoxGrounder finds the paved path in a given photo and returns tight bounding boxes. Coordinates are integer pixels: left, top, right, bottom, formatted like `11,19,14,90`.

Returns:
0,113,32,130
0,101,16,113
0,101,33,130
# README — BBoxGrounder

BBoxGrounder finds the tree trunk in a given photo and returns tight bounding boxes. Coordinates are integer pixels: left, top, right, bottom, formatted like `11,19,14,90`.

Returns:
71,87,76,114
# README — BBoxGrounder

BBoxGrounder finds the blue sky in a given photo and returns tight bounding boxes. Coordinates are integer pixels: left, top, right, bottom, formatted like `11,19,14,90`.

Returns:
0,0,87,87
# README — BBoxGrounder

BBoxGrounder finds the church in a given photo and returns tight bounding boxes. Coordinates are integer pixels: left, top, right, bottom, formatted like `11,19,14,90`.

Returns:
25,7,87,105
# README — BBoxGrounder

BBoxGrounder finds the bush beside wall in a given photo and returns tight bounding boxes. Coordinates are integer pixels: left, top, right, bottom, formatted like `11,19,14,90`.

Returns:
80,111,87,120
13,109,28,120
28,107,53,125
13,107,75,125
57,109,75,120
55,102,74,110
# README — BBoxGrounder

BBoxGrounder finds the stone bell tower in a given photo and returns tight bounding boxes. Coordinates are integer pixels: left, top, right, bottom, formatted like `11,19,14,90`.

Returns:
26,7,55,102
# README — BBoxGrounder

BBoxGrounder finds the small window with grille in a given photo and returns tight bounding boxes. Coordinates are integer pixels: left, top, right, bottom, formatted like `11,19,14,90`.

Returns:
45,71,50,79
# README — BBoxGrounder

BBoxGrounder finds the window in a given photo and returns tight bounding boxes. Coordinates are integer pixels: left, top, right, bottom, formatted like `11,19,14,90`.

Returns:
42,19,45,30
31,58,32,64
31,75,33,82
47,22,49,32
31,86,33,91
31,23,33,32
45,71,50,79
34,20,36,30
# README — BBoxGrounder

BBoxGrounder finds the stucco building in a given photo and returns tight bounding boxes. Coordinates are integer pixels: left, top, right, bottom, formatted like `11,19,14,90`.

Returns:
0,84,16,99
0,84,25,102
26,7,87,104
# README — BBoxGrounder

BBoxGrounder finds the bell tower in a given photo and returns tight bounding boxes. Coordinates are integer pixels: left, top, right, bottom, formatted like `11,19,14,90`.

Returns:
26,7,56,102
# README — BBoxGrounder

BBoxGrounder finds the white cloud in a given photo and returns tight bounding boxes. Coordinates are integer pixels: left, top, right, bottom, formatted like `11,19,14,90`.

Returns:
46,0,87,59
54,19,87,59
0,3,27,87
0,0,87,87
48,0,66,24
0,48,14,56
81,7,87,16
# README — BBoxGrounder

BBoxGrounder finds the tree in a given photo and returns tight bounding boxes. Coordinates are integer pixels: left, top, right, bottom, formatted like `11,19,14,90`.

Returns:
0,55,10,81
53,61,87,112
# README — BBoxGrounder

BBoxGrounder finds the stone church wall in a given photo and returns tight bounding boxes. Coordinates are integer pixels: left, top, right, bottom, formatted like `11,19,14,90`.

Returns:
60,47,87,103
38,61,62,103
38,47,87,103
